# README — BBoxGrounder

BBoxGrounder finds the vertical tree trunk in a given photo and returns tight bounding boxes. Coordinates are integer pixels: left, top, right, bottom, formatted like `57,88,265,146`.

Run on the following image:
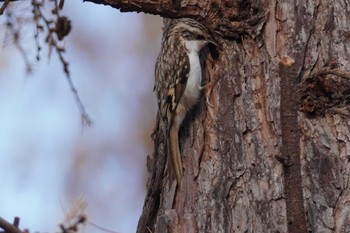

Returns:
1,0,349,232
84,0,350,232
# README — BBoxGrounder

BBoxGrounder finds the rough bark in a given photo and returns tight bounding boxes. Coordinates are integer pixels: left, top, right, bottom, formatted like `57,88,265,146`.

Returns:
84,0,265,40
81,0,350,232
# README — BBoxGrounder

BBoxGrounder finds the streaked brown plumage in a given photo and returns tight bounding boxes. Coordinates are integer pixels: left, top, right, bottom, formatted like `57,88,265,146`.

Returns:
154,18,216,184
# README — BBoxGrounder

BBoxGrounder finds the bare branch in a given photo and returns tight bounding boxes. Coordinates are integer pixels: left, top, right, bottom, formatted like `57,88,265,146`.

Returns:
4,11,33,73
83,0,266,39
0,0,9,15
57,48,92,126
31,0,92,126
0,217,23,233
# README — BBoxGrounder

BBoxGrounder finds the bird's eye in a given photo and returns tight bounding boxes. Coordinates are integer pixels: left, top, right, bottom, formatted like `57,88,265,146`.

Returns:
183,31,191,39
196,35,205,40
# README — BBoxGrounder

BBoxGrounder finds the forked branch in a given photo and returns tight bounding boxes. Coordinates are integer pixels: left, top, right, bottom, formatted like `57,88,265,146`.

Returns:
0,217,23,233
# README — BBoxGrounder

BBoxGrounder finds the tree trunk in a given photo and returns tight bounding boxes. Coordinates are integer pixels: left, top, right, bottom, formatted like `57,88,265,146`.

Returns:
86,0,350,232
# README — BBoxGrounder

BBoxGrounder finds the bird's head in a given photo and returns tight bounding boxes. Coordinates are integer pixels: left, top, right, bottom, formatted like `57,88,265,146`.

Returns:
168,18,218,53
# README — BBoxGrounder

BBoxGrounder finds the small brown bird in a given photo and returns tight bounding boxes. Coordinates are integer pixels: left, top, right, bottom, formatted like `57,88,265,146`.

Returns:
154,18,217,184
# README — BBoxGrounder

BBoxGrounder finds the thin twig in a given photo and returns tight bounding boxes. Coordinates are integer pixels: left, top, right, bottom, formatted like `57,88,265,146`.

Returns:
5,11,33,73
87,221,120,233
53,0,60,17
55,42,92,126
32,0,92,126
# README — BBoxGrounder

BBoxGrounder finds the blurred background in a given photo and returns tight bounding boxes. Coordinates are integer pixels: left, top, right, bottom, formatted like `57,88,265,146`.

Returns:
0,1,162,233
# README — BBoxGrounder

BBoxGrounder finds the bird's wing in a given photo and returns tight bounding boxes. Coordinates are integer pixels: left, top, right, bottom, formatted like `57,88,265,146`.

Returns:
155,49,189,128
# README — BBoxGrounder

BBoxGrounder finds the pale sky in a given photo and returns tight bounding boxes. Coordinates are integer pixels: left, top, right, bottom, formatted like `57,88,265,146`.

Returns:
0,1,162,233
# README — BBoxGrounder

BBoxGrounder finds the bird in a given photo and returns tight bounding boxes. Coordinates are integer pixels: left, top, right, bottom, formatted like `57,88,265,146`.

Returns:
154,18,217,185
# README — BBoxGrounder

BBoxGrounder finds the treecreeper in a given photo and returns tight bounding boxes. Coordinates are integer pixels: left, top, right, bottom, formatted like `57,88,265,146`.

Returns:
154,18,217,185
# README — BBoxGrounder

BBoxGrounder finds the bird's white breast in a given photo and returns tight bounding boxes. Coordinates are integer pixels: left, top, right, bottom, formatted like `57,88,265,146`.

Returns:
181,41,203,110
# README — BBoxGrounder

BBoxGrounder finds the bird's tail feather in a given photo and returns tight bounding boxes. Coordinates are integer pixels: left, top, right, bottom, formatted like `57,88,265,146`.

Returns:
168,125,183,184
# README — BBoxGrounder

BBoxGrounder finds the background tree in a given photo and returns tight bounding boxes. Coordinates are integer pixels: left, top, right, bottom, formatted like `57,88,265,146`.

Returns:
1,0,350,233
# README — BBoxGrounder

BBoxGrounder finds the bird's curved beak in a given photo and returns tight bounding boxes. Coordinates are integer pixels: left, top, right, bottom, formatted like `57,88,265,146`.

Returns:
208,38,218,47
207,37,221,51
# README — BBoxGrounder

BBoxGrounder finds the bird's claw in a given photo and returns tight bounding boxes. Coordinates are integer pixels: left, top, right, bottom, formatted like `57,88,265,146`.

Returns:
201,65,220,108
